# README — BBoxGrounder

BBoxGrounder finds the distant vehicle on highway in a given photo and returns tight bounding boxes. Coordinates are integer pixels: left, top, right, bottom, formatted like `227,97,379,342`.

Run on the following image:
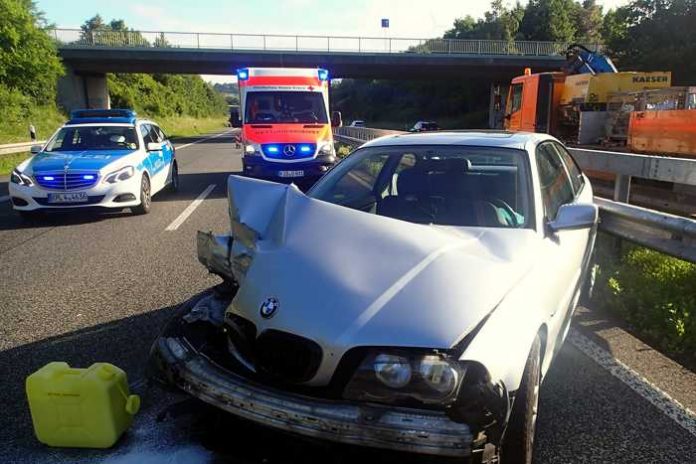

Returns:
231,67,341,182
151,131,598,464
9,109,177,217
410,120,440,132
348,120,366,127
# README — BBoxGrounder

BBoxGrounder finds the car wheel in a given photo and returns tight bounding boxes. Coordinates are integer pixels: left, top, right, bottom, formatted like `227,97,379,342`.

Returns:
168,162,179,192
501,334,542,464
132,174,151,215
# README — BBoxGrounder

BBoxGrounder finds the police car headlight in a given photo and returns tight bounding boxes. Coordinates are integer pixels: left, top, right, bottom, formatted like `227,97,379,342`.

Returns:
244,143,261,156
10,169,34,187
104,166,135,184
319,141,335,156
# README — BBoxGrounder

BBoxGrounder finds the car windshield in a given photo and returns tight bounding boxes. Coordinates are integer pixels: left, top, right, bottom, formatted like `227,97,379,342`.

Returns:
244,91,328,124
45,126,139,152
309,145,533,228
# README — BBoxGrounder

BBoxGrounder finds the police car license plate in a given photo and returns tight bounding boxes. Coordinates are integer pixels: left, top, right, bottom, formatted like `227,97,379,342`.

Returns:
48,192,88,203
278,170,304,178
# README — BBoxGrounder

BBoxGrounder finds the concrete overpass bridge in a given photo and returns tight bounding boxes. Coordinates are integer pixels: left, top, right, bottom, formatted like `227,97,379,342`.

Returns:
50,28,583,113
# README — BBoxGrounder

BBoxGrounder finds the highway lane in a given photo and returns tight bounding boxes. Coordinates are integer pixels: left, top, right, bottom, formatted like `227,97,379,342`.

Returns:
0,131,694,463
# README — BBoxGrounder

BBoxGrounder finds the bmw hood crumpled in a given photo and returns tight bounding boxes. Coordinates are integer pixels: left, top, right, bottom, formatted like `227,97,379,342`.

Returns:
200,175,539,385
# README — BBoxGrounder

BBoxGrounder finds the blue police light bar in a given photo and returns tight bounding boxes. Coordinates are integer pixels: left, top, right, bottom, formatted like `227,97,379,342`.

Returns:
237,68,249,80
318,69,329,81
70,109,136,119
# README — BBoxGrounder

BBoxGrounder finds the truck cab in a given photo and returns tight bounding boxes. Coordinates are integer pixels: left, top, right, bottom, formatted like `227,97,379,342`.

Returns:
236,67,338,182
504,70,565,135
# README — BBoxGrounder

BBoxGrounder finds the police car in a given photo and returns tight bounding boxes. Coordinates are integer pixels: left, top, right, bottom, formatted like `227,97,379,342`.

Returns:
9,109,178,217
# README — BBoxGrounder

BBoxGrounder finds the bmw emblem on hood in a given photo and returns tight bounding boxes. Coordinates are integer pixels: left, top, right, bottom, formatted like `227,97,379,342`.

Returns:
260,297,279,319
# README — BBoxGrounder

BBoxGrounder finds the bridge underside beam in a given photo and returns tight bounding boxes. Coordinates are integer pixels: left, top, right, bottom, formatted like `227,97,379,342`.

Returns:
57,65,111,112
59,48,563,80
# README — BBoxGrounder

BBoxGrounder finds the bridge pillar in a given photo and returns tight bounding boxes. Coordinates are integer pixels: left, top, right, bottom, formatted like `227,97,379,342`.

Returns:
57,66,110,111
488,83,508,129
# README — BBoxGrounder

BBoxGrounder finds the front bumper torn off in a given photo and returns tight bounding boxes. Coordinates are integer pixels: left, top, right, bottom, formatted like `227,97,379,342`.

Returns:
151,332,474,457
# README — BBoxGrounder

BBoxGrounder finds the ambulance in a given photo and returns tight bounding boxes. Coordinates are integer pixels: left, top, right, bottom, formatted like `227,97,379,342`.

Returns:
233,68,340,181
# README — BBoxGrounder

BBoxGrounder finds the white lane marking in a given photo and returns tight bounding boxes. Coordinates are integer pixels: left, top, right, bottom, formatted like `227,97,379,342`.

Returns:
0,195,9,203
165,184,216,231
174,130,233,150
569,328,696,437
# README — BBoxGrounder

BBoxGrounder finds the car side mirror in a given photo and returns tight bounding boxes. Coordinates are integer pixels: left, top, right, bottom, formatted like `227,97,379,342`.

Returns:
147,142,163,151
547,203,598,233
30,145,43,154
331,111,342,128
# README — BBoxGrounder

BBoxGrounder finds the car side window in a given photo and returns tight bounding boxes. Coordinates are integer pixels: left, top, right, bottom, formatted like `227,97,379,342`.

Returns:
150,125,165,143
154,125,168,141
536,143,575,221
140,124,154,144
551,142,585,195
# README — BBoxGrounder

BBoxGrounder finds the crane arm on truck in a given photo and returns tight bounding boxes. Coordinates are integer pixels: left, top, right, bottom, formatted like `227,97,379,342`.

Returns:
563,44,618,75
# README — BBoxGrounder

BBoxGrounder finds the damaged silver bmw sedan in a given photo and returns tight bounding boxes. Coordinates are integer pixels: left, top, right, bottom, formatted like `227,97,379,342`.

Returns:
150,131,598,463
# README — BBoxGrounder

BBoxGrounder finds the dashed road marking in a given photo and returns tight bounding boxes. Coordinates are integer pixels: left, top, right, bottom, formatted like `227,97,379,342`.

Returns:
165,184,216,231
175,130,233,150
569,328,696,437
0,195,9,203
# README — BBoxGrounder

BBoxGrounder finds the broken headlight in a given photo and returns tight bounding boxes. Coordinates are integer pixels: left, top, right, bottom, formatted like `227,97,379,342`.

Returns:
343,350,465,406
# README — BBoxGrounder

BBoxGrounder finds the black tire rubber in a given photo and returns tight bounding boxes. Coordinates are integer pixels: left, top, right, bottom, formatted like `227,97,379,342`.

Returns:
502,334,542,464
132,174,152,215
17,210,41,222
168,162,179,192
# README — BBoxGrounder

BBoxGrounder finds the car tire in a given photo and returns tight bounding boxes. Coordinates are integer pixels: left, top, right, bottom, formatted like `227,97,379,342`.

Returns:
501,334,542,464
168,162,179,192
132,174,151,215
17,210,42,222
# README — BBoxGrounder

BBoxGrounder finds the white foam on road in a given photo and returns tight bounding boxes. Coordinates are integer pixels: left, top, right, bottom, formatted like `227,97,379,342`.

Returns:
0,195,9,203
165,184,216,231
569,328,696,437
101,445,212,464
174,130,233,150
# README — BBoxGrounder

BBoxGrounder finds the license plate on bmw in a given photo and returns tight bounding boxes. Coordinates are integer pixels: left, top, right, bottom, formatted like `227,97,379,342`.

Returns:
278,170,304,178
48,192,88,203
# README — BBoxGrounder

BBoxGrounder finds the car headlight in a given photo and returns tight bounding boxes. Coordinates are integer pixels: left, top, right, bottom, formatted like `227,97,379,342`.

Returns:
319,141,335,156
104,166,135,184
343,350,465,406
244,143,261,156
10,169,34,187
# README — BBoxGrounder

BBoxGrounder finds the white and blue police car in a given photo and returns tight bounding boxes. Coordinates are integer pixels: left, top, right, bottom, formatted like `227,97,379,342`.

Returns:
9,109,178,217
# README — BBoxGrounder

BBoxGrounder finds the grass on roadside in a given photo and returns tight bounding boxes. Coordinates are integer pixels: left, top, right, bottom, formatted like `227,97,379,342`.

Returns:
0,105,65,144
0,152,31,176
156,116,229,139
592,233,696,367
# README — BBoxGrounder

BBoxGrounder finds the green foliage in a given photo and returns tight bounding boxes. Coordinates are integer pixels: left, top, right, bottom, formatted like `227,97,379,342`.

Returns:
602,0,696,85
0,0,63,102
444,1,525,41
519,0,582,42
108,73,227,119
594,236,696,360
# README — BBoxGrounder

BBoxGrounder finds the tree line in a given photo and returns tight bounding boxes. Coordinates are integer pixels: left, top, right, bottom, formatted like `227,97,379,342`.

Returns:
335,0,696,127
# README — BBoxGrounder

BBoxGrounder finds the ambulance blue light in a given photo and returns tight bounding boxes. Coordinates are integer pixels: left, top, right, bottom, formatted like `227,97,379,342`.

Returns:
318,69,329,81
237,68,249,81
298,144,313,153
266,145,280,153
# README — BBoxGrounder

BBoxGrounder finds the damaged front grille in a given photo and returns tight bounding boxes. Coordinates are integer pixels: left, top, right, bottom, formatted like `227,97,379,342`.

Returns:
224,315,323,384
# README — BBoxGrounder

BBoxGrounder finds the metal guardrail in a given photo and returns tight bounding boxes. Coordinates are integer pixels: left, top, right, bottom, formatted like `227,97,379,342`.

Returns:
333,127,696,263
0,141,45,156
48,28,595,57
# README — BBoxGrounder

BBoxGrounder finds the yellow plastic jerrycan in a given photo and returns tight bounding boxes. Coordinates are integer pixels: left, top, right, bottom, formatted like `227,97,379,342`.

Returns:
26,362,140,448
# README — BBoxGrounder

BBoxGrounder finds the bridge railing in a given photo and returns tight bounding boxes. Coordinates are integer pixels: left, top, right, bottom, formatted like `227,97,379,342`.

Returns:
47,28,593,56
332,126,696,263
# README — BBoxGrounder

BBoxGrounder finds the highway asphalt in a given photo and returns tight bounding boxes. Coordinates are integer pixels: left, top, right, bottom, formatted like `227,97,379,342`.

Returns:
1,131,694,463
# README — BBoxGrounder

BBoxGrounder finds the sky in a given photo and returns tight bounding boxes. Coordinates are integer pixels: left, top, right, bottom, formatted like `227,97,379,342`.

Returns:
37,0,631,84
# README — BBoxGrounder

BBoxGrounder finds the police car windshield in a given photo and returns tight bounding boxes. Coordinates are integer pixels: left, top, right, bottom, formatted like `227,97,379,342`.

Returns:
45,126,139,152
245,92,328,124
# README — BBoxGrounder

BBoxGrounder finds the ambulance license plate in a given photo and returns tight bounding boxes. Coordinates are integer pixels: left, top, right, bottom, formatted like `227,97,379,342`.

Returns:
278,170,304,178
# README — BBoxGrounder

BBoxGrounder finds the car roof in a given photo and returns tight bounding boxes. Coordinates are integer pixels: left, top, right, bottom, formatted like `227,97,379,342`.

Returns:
360,130,555,150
